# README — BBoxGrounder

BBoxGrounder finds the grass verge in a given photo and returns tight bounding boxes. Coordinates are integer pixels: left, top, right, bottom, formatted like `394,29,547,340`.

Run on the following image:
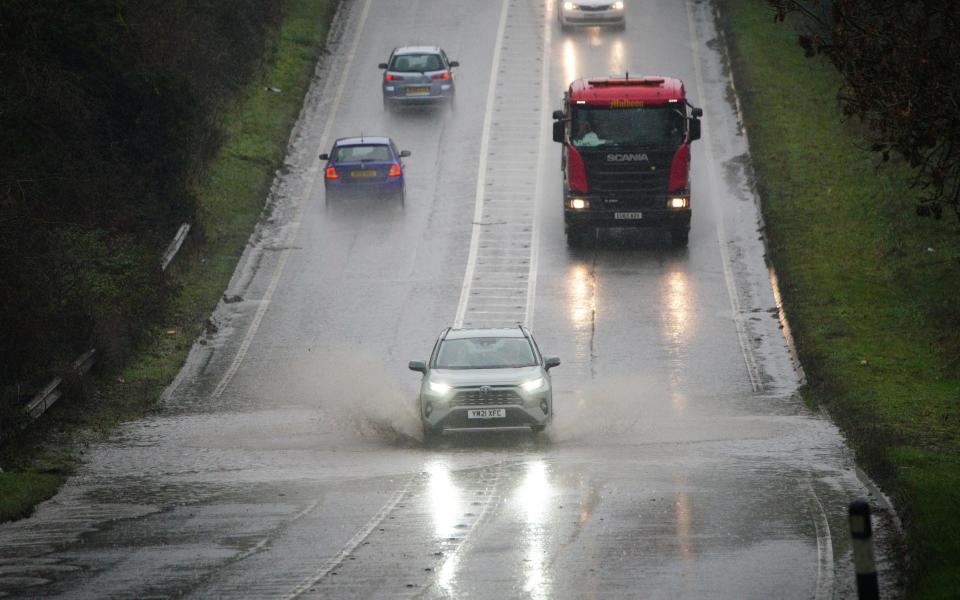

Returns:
0,0,336,523
716,1,960,597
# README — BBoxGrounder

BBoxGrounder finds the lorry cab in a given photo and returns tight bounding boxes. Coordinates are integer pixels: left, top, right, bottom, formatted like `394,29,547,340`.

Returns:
552,75,702,247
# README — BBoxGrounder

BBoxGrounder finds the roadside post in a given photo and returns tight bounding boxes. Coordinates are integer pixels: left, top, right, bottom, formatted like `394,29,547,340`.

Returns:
849,499,879,599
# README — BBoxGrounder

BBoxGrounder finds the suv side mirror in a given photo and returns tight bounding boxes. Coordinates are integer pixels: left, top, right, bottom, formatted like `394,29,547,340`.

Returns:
399,150,411,158
449,60,459,67
552,120,565,144
318,153,330,160
688,118,701,142
378,62,388,69
408,360,427,373
544,356,561,370
552,109,565,120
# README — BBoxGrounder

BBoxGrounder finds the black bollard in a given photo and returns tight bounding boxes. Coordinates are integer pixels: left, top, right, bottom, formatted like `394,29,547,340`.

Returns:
849,499,879,600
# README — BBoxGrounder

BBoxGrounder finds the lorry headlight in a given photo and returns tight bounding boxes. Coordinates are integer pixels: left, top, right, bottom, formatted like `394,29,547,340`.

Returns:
570,198,588,210
521,377,546,392
429,381,452,395
668,197,689,208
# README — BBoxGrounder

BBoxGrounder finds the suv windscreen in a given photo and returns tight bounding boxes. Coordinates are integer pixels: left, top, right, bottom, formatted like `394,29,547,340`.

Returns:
571,104,686,149
435,337,537,369
332,144,392,162
389,53,444,72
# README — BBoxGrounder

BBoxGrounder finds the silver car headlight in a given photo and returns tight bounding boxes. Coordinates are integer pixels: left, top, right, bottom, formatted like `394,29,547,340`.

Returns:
520,377,546,393
429,381,453,395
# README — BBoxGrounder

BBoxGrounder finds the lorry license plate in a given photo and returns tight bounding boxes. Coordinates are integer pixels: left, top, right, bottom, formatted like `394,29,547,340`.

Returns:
467,408,506,419
614,212,643,220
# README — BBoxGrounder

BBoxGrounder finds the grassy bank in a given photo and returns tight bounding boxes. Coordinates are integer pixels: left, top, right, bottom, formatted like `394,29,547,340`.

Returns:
717,1,960,597
0,0,337,522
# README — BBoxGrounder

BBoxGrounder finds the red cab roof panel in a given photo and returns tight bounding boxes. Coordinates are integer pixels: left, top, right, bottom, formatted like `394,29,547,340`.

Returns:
568,75,686,106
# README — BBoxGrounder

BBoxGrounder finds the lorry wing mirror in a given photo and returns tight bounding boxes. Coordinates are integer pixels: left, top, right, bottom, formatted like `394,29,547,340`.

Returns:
408,360,427,373
688,118,701,142
552,110,565,120
552,120,565,143
692,107,703,118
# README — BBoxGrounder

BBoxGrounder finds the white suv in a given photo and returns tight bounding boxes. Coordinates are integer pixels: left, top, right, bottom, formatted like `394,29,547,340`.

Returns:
409,326,560,441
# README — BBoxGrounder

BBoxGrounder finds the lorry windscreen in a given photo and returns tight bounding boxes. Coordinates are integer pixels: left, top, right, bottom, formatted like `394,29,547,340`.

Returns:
571,105,686,149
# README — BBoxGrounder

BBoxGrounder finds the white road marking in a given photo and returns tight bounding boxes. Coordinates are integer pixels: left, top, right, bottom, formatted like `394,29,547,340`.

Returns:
212,0,374,399
453,0,550,330
684,0,763,393
282,477,416,599
685,0,833,595
453,0,512,328
804,480,836,600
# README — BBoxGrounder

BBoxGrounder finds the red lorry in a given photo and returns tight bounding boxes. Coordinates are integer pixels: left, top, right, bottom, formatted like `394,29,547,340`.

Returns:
551,75,702,247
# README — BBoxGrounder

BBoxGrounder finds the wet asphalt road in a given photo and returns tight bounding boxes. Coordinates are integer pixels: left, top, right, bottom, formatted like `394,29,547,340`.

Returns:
0,0,902,598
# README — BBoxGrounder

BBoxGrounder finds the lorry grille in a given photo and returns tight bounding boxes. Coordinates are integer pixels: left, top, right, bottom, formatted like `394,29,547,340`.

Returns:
579,149,674,208
453,388,522,406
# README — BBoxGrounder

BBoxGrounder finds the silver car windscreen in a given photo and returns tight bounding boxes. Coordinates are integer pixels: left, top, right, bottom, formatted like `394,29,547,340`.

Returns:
435,337,537,369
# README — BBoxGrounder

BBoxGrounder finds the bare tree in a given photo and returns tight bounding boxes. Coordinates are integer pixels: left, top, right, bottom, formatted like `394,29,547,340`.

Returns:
768,0,960,220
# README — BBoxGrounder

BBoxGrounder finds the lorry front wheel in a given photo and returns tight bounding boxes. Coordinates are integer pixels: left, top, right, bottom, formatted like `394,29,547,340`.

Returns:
670,226,689,248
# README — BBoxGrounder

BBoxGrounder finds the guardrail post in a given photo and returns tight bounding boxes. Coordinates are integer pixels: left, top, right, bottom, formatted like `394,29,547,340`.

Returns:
849,499,879,599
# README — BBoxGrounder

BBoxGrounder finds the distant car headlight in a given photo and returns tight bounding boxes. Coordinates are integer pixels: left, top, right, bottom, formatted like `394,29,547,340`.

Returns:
563,2,576,10
521,377,546,392
429,381,452,395
613,1,625,9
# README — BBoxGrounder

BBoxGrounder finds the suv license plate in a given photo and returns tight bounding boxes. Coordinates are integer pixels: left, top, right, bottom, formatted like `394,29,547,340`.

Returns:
467,408,506,419
614,211,643,220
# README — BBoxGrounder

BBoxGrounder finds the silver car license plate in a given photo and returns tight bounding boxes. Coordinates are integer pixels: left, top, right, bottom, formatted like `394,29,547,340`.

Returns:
467,408,506,419
614,211,643,219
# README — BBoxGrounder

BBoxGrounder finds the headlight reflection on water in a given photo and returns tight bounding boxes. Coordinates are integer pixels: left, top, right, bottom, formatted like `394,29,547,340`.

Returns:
516,461,554,598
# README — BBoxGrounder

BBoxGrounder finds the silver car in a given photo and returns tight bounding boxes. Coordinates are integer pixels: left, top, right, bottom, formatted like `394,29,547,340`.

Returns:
379,46,458,110
558,0,626,30
409,326,560,441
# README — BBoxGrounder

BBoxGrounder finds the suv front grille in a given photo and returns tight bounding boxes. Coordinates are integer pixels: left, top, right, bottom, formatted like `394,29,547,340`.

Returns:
453,388,523,406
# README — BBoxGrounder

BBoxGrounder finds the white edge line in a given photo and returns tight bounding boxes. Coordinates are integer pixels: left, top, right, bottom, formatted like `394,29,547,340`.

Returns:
453,0,512,329
212,0,374,398
684,0,763,393
804,480,836,600
283,477,415,599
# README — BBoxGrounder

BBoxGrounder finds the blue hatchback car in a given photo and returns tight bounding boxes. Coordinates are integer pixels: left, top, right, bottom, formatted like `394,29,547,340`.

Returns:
319,136,411,204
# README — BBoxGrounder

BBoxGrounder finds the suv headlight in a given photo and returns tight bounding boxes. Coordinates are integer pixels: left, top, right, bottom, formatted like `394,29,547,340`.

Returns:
429,381,452,395
521,377,546,392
